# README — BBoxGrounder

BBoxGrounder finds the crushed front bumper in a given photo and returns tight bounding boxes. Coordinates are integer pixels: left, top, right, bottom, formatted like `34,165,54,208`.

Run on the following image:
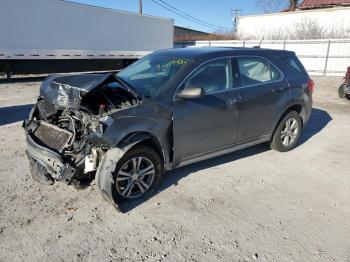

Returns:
26,134,76,184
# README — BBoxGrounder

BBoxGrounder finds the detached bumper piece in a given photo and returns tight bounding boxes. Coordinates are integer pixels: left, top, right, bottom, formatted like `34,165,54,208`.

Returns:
26,135,76,184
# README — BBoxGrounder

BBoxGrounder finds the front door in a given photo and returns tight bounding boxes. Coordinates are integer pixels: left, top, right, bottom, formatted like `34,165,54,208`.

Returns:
173,57,240,163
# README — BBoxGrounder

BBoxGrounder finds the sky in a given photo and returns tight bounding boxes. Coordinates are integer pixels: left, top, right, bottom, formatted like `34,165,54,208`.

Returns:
69,0,263,33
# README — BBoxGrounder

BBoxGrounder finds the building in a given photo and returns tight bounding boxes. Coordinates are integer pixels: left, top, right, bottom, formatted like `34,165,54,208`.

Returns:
174,26,210,41
236,0,350,39
300,0,350,9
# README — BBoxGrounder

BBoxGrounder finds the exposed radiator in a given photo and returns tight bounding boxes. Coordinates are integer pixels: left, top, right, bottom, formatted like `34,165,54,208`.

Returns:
34,121,72,153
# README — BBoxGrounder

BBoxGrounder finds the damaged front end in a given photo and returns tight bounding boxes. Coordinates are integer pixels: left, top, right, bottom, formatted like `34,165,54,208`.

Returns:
23,73,141,187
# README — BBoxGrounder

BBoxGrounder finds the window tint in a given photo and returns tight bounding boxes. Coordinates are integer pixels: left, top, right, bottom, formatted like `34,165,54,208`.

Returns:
278,55,306,74
236,57,280,87
184,58,232,94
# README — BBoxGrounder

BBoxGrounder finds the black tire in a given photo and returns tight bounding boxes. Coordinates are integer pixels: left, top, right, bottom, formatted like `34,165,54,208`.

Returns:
270,111,302,152
110,146,163,204
338,84,345,98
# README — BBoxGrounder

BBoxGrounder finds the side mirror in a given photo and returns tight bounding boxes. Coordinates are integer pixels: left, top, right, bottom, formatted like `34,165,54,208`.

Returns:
176,87,203,99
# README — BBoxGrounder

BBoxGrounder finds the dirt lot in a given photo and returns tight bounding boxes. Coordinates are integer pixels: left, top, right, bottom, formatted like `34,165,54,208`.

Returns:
0,75,349,262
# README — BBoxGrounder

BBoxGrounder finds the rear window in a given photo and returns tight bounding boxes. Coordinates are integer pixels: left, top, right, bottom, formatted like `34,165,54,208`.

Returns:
278,55,306,75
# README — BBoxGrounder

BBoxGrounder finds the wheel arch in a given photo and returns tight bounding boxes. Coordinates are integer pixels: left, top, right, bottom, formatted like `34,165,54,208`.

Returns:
117,131,166,167
272,103,304,137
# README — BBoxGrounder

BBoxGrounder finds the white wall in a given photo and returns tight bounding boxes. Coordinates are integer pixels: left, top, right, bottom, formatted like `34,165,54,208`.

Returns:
237,7,350,40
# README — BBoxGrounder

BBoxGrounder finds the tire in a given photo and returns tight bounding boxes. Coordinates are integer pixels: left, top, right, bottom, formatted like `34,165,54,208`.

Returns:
270,111,302,152
110,146,163,203
338,84,345,98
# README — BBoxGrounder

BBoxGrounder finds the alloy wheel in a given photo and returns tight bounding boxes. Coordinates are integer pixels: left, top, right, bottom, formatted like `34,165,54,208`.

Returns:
280,118,299,147
115,157,155,199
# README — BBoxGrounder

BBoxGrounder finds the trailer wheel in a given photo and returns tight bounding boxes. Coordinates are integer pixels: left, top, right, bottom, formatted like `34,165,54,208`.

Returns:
6,70,12,82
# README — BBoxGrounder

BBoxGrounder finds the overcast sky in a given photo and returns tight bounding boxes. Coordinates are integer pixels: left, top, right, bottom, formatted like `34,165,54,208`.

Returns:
69,0,262,32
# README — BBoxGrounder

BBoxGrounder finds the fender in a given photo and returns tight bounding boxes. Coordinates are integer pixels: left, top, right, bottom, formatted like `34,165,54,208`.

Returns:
271,102,304,135
118,132,168,167
118,132,160,149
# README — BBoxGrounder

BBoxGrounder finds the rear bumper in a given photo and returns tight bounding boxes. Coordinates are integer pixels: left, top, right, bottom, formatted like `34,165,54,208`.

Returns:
26,134,76,184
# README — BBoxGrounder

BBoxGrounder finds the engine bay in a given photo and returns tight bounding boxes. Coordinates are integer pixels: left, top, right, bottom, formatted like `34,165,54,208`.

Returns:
23,73,142,187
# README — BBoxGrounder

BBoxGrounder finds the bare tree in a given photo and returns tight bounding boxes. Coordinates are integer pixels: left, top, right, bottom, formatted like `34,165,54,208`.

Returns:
293,19,325,39
256,0,298,13
289,0,298,11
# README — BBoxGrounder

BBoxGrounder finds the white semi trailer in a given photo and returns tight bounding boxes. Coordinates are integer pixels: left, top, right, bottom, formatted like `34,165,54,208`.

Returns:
0,0,174,79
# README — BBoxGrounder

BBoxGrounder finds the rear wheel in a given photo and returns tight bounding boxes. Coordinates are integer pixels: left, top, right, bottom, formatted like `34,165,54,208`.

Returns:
111,146,163,203
270,111,302,152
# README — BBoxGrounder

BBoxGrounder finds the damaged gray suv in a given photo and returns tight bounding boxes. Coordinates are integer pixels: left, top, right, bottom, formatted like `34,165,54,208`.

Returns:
23,47,313,209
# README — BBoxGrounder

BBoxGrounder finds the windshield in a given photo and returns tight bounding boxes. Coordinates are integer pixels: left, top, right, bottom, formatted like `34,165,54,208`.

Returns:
117,53,190,98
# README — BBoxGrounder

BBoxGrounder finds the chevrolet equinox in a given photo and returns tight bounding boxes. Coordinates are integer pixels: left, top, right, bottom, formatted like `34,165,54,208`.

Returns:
23,47,314,210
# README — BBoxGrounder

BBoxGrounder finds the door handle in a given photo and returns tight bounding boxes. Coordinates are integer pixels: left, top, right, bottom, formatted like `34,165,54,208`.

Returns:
272,87,287,93
223,97,241,109
223,99,233,109
233,98,240,103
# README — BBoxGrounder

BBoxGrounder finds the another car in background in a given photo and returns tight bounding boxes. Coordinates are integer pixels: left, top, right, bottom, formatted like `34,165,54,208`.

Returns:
338,66,350,99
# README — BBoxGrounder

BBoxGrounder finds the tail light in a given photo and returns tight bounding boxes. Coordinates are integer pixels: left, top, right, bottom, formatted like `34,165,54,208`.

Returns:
307,79,315,94
99,104,106,114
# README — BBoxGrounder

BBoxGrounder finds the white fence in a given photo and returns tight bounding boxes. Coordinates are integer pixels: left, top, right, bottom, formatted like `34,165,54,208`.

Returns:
174,39,350,76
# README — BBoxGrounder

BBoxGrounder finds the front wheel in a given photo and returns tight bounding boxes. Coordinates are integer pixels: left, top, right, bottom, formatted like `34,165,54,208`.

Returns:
110,146,164,203
270,111,302,152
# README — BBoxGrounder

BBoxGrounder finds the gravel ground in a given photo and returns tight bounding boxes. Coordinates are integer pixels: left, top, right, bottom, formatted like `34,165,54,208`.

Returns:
0,75,349,262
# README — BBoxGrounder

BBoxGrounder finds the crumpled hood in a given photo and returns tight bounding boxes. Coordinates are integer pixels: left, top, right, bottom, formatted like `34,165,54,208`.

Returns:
40,73,113,109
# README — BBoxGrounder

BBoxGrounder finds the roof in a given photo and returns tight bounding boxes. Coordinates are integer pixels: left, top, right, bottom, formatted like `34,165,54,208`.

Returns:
58,0,173,22
154,47,293,60
300,0,350,9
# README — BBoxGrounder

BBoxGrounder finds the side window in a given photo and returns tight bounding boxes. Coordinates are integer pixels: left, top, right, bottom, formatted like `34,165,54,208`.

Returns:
278,55,306,75
236,57,281,87
184,58,232,95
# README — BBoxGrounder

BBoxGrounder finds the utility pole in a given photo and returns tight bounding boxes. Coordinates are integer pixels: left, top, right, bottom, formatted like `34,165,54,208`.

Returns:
231,9,242,33
139,0,143,14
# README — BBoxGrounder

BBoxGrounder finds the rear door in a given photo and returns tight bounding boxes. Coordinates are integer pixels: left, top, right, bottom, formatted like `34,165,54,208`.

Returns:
173,57,240,163
233,56,290,142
